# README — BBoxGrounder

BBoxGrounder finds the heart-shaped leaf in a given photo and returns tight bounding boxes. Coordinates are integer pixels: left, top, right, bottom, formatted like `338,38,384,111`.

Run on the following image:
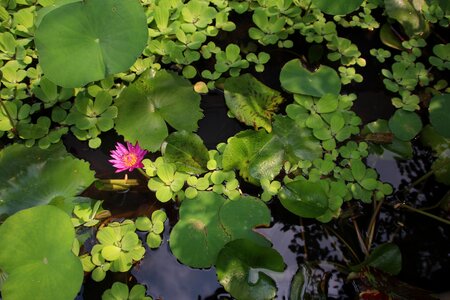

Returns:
224,74,284,132
0,205,83,300
216,239,285,300
115,70,203,152
429,94,450,138
384,0,429,38
280,59,341,97
312,0,363,15
162,131,209,174
279,180,329,218
0,143,95,217
169,191,271,268
35,0,148,87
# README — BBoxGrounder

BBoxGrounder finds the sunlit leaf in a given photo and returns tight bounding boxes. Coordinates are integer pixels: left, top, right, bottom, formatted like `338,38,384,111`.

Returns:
35,0,148,87
169,192,271,268
312,0,363,15
115,70,203,152
224,74,284,132
0,206,83,300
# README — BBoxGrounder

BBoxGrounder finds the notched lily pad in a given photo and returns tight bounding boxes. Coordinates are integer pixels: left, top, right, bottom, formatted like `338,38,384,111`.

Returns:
216,239,286,300
169,191,271,268
115,70,203,152
0,205,83,300
35,0,148,87
280,59,341,97
224,74,284,132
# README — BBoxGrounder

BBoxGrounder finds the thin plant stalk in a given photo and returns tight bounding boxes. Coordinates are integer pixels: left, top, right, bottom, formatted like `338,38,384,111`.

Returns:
395,203,450,225
300,217,308,261
324,225,361,263
352,218,369,256
365,198,385,251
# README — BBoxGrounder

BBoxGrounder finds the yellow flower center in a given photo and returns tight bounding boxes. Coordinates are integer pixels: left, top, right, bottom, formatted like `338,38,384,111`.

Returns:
122,153,138,167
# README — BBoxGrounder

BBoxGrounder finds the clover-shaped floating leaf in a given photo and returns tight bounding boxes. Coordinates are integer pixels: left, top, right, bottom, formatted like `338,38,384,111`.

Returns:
222,116,322,183
0,143,95,216
224,74,284,132
169,191,271,268
102,282,152,300
35,0,148,87
280,59,341,97
162,131,209,174
312,0,363,15
0,205,83,300
115,70,203,152
429,94,450,138
216,239,285,300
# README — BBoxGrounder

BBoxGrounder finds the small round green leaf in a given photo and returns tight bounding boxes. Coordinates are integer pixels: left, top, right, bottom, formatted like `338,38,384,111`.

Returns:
388,110,422,141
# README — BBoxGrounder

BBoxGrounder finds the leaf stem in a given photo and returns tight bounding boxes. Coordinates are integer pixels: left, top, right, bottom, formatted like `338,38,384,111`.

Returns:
352,217,369,257
409,170,434,188
324,225,361,263
395,203,450,225
137,168,151,179
365,198,384,251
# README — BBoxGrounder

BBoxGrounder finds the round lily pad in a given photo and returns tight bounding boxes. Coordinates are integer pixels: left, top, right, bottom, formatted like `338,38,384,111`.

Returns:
169,192,271,268
429,94,450,138
0,205,83,300
312,0,363,15
388,110,422,141
280,59,341,97
35,0,148,87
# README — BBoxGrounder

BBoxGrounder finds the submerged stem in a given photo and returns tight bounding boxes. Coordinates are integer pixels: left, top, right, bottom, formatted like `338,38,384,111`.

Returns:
324,225,361,263
300,218,308,261
396,203,450,225
352,218,369,257
365,198,385,251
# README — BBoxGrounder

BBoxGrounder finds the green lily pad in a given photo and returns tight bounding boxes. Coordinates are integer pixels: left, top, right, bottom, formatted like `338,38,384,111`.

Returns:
162,131,209,174
216,239,285,300
388,110,422,141
312,0,363,15
278,180,329,218
35,0,148,87
0,205,83,300
429,94,450,138
115,70,203,152
222,116,322,183
280,59,341,97
0,143,95,216
169,191,271,268
224,74,284,132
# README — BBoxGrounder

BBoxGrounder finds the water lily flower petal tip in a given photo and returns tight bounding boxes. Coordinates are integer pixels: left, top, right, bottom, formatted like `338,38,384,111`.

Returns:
109,141,148,173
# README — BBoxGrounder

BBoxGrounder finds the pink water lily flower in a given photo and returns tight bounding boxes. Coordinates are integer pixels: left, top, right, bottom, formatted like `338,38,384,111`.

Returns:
109,141,148,173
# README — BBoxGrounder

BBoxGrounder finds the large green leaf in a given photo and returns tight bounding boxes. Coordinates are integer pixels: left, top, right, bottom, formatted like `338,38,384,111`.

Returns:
312,0,363,15
280,59,341,97
0,143,95,216
222,116,322,183
169,192,271,268
421,125,450,185
429,94,450,138
384,0,429,38
0,205,83,300
162,131,209,174
224,74,284,132
115,70,203,152
216,239,285,300
278,180,329,218
35,0,148,87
